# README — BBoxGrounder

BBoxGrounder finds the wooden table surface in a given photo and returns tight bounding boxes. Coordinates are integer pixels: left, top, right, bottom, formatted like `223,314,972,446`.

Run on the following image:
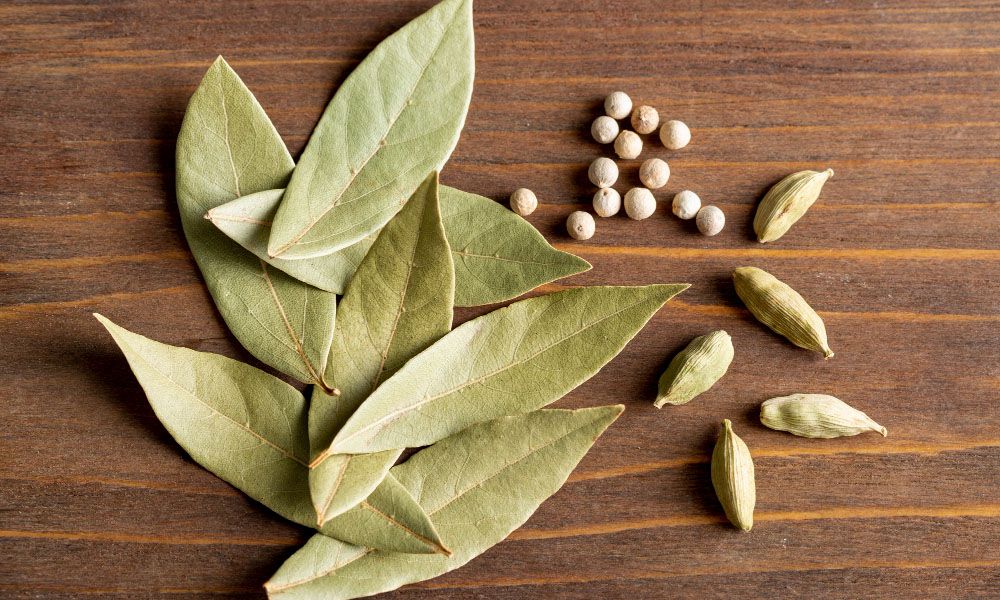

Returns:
3,1,999,598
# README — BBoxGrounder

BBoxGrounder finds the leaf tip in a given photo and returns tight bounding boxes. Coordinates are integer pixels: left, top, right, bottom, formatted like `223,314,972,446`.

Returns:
93,312,116,333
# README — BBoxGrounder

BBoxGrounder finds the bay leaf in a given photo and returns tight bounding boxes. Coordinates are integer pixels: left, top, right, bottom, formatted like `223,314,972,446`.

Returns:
209,184,587,305
265,0,475,259
327,284,687,454
319,472,449,556
439,186,591,306
94,313,315,527
265,406,623,599
206,188,375,294
309,172,454,523
176,56,336,387
97,315,453,554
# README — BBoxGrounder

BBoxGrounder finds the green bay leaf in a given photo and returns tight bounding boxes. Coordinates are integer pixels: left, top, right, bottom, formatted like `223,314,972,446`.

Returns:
309,173,454,523
97,315,449,554
176,56,335,387
266,0,475,259
209,184,587,305
265,406,623,599
439,186,591,306
326,285,687,454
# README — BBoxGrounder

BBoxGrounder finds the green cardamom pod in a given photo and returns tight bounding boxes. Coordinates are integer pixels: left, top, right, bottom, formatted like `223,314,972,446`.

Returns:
760,394,887,438
753,168,833,243
654,331,733,408
711,419,755,532
732,266,833,358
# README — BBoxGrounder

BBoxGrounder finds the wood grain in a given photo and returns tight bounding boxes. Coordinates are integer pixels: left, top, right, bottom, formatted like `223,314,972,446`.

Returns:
1,0,998,598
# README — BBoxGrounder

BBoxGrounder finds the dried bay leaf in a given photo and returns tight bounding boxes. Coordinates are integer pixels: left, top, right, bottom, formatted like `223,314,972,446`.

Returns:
266,0,475,259
439,185,591,306
327,284,688,454
97,315,454,554
95,314,315,527
209,184,587,305
309,173,454,524
206,188,375,294
265,406,623,599
319,472,449,555
176,56,335,387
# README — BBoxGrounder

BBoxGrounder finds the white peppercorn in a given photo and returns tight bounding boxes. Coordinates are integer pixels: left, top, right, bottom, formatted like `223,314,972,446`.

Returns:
604,91,632,120
671,190,701,220
588,157,619,188
696,205,725,236
631,105,659,135
591,115,620,144
624,187,657,220
509,188,538,216
592,188,622,217
639,158,670,189
567,211,596,240
660,119,691,150
614,130,643,160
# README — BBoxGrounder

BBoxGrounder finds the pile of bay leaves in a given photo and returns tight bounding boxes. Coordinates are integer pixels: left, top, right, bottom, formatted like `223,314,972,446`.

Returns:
96,0,687,596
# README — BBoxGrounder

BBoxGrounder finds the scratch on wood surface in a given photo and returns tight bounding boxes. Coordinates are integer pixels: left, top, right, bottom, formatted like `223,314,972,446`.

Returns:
2,474,241,497
0,209,168,225
510,504,1000,542
0,284,200,320
0,528,300,546
0,250,190,273
532,286,999,324
569,439,1000,482
411,557,1000,591
557,244,1000,262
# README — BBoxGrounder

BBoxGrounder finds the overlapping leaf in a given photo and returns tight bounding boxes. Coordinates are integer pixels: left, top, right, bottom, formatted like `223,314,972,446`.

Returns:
320,472,448,555
205,188,375,294
265,407,623,599
176,57,335,387
209,184,587,304
96,316,450,554
326,284,688,454
308,172,455,524
266,0,475,259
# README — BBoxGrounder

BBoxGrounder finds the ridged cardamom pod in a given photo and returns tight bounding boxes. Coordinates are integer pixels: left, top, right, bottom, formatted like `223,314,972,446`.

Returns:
732,266,833,358
760,394,887,438
655,331,733,408
711,419,755,531
753,169,833,243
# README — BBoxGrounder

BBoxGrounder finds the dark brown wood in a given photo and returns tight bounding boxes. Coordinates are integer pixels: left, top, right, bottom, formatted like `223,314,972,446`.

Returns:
2,0,998,598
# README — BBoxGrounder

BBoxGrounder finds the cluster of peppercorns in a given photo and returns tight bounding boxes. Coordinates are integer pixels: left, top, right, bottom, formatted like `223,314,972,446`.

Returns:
577,91,726,240
507,91,725,241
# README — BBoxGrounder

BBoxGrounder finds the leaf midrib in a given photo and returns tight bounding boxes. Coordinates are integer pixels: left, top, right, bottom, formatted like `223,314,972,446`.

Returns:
258,260,328,390
270,2,466,256
453,248,577,267
215,65,242,199
312,187,435,512
332,291,665,451
357,499,448,555
119,335,308,467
